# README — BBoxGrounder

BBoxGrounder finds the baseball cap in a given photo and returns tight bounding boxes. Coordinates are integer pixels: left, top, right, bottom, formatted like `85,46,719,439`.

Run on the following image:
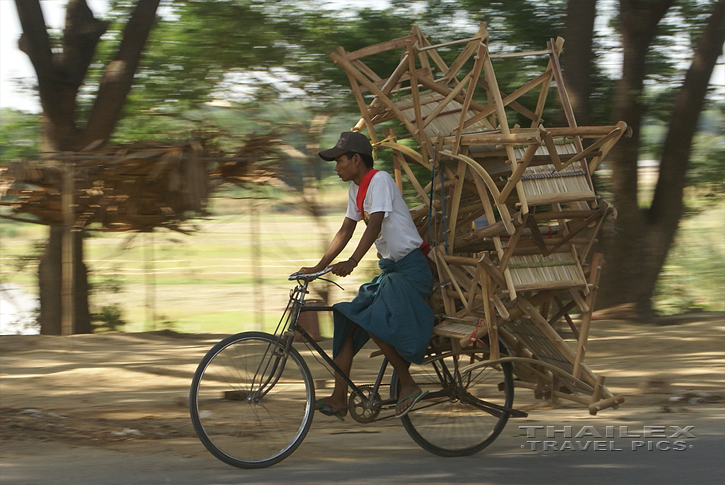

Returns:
318,132,373,161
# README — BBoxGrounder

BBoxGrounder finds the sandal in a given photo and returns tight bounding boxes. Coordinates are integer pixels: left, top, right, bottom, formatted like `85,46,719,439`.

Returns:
395,390,429,418
315,399,346,421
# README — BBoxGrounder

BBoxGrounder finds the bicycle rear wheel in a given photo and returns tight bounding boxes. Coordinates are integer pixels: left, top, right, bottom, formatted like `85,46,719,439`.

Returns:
189,331,314,468
398,349,514,457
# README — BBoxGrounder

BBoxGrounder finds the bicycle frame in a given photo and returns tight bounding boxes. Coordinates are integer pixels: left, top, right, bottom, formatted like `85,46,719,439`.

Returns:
191,270,525,470
276,275,398,412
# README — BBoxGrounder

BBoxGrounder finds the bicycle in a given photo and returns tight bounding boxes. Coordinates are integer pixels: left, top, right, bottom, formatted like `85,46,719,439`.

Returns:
189,267,522,469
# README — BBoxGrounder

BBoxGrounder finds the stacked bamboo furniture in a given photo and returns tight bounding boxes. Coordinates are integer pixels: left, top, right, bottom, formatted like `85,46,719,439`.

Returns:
332,23,626,414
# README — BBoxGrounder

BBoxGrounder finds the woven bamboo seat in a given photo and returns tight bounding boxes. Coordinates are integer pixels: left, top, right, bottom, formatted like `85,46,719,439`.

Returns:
395,91,493,140
506,250,587,292
500,318,597,396
513,140,577,159
506,318,574,375
519,163,595,206
433,316,482,340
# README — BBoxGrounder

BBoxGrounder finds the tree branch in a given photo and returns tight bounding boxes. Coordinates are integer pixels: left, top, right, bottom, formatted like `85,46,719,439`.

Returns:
84,0,161,147
611,0,675,209
61,0,110,88
15,0,56,105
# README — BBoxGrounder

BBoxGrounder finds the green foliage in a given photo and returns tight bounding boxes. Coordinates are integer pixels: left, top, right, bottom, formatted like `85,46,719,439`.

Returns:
686,106,725,194
92,304,127,333
88,256,127,333
631,2,724,130
640,104,725,209
8,240,45,273
457,0,566,47
91,2,422,142
111,2,419,121
606,1,716,86
90,268,125,295
130,2,285,111
0,234,43,288
0,109,41,163
641,87,680,127
687,138,725,196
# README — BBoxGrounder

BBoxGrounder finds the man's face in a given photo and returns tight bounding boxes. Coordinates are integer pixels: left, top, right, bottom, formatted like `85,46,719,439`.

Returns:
334,154,357,182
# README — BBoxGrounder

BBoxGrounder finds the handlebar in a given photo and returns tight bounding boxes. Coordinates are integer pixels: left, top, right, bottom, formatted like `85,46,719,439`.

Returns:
288,266,334,282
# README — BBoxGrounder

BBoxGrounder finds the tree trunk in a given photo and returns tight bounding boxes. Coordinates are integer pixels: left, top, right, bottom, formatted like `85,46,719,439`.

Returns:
83,0,161,146
38,227,61,335
560,0,598,127
596,0,673,318
16,0,160,334
38,226,91,335
597,0,725,318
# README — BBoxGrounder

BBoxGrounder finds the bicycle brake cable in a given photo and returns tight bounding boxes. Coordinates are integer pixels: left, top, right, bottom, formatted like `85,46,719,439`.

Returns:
317,277,344,291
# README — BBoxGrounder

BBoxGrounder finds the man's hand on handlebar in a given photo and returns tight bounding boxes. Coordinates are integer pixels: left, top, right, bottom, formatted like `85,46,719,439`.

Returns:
289,265,334,281
297,258,357,278
330,259,357,277
297,265,325,275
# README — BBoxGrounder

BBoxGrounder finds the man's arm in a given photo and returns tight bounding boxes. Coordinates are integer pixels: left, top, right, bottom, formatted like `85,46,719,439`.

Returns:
299,217,357,274
331,211,384,277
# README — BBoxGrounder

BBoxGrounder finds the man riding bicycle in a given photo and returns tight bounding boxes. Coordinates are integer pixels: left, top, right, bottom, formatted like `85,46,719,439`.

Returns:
298,131,435,419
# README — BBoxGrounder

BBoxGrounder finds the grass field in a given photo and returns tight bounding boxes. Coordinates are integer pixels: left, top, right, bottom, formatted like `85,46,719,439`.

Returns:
1,183,723,335
652,195,725,314
1,188,380,335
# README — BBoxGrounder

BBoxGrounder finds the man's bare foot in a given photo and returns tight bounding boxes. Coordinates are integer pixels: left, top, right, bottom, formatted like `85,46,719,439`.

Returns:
395,385,428,417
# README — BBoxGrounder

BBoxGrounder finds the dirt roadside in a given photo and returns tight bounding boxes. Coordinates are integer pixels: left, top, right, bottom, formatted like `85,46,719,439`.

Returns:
1,314,724,466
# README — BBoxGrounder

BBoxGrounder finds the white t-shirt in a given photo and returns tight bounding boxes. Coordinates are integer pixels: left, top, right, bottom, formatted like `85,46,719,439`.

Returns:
345,170,423,262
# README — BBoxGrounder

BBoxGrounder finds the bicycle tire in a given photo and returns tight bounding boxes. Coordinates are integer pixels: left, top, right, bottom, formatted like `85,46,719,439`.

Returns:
396,350,514,457
189,331,314,468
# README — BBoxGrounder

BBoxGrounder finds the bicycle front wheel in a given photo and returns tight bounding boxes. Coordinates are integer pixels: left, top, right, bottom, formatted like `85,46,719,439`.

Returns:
398,350,514,457
189,331,314,468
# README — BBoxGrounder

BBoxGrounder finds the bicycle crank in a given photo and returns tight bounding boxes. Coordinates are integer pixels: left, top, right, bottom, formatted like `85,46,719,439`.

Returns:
348,385,382,423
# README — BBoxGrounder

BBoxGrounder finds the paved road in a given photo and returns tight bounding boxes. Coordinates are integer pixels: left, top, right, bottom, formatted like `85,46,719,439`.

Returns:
3,321,723,485
2,420,722,485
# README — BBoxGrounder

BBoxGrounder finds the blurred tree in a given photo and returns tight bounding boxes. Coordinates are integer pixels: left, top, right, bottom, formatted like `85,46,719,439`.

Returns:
14,0,161,334
441,0,724,317
452,0,621,123
109,1,421,135
561,0,598,127
102,0,725,321
10,0,418,334
12,0,722,326
599,0,725,317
